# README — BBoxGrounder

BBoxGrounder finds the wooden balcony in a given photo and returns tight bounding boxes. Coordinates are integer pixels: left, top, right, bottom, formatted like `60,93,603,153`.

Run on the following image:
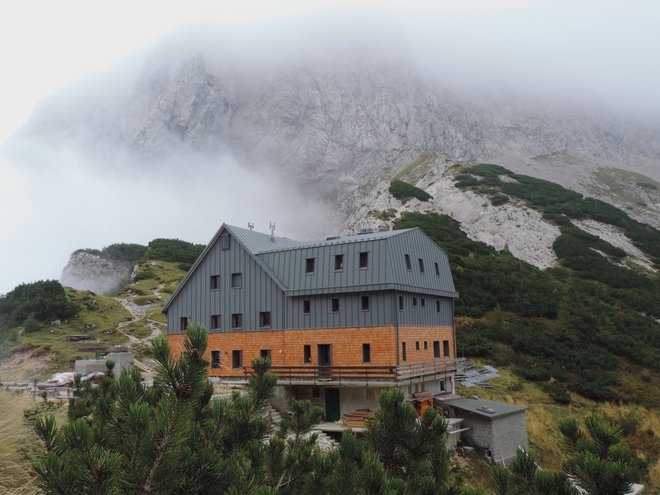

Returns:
243,358,463,386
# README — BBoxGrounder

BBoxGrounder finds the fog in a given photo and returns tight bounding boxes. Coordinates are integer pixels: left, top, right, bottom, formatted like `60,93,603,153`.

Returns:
1,0,659,295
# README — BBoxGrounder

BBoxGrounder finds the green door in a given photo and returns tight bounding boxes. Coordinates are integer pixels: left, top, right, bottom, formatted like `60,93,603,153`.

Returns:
325,388,340,422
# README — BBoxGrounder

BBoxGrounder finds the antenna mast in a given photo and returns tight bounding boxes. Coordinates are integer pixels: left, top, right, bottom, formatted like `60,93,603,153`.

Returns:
247,222,254,231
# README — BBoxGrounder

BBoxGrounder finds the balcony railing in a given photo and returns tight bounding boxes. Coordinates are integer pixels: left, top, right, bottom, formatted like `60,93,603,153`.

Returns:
243,358,463,385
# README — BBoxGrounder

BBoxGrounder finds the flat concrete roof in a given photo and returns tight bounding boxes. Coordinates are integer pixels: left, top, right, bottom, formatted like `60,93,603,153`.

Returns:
444,397,526,420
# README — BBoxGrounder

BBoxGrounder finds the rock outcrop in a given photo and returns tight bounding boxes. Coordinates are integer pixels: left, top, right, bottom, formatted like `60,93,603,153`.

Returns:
60,250,134,295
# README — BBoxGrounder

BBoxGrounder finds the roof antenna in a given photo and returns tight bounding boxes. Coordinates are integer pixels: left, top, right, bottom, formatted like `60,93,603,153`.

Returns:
269,221,276,242
247,222,254,231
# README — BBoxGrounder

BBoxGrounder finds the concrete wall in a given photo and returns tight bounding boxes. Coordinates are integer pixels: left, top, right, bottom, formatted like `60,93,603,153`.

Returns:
454,411,493,453
74,352,134,377
491,414,529,464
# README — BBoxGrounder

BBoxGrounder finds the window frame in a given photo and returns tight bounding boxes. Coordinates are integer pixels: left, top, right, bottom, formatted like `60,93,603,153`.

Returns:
231,272,242,289
210,275,221,290
259,311,271,328
303,345,312,364
359,251,369,269
433,341,441,358
260,349,271,360
231,313,243,329
361,295,370,311
362,343,371,364
334,254,344,271
418,258,425,273
211,350,221,369
399,296,404,311
443,340,451,358
402,342,407,362
305,257,315,274
211,314,221,330
434,262,440,276
331,298,340,313
404,254,412,271
303,299,311,315
180,317,189,332
221,233,231,250
231,350,243,369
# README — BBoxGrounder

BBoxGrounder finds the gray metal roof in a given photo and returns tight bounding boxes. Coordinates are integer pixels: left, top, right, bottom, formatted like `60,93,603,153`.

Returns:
163,223,458,313
444,397,527,419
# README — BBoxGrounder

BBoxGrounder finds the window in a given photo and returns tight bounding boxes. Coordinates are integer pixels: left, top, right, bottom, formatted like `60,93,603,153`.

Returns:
433,341,441,358
259,311,271,328
232,350,243,369
362,343,371,363
331,298,340,313
312,387,321,398
304,345,312,364
180,317,189,331
231,313,243,329
334,254,344,271
434,262,440,276
413,297,417,307
419,258,425,273
416,341,420,351
399,296,404,311
361,295,370,311
443,340,450,358
211,314,221,330
303,300,311,314
306,257,315,274
402,342,407,361
404,254,412,270
421,298,425,307
359,251,369,269
210,275,220,290
211,351,221,369
221,233,231,250
424,341,428,350
260,349,271,360
436,300,441,313
231,273,242,288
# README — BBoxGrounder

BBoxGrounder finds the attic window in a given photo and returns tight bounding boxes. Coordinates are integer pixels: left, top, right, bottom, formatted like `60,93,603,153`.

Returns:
404,254,412,270
434,262,440,276
334,254,344,271
359,251,369,269
221,233,231,250
418,258,425,274
306,257,315,274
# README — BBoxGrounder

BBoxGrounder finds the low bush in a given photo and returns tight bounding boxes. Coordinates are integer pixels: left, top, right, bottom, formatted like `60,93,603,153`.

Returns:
389,180,432,202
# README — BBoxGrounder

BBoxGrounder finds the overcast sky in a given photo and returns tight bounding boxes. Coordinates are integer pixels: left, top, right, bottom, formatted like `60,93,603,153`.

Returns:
1,0,659,294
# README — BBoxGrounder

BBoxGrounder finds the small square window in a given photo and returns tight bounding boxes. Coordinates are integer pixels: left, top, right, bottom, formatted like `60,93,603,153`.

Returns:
359,251,369,269
303,300,311,314
434,262,440,276
306,257,315,274
211,350,221,369
259,311,271,328
232,350,243,369
415,341,420,351
413,297,417,307
260,349,271,360
362,343,371,363
419,258,425,273
231,313,243,329
211,314,221,330
399,296,404,311
335,254,344,271
404,254,412,270
361,295,370,311
221,233,231,250
421,298,425,307
210,275,220,290
231,273,242,288
304,345,312,364
180,317,189,331
331,298,340,313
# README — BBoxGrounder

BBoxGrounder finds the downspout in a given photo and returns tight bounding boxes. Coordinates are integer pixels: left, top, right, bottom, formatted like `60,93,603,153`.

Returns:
394,291,400,365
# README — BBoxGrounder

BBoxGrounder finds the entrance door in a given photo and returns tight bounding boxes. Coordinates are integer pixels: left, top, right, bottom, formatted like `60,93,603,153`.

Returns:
325,388,340,422
318,344,332,378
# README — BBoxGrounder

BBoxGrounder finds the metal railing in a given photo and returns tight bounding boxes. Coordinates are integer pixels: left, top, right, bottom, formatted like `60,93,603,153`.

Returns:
243,358,463,385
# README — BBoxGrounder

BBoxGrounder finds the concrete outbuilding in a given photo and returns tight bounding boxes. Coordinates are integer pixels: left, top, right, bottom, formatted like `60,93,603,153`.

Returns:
443,396,528,465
